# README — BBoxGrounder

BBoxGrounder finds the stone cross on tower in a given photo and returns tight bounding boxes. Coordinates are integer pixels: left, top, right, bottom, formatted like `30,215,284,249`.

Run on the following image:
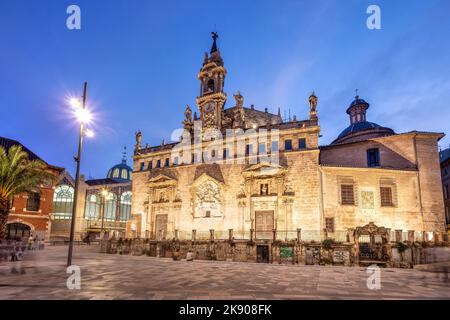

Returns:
211,32,219,53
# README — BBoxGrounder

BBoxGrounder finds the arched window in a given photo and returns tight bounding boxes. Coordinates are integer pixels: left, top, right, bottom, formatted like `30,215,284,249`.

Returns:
120,191,132,221
53,185,74,219
113,168,120,178
85,194,100,220
121,169,128,180
104,192,117,221
207,79,215,92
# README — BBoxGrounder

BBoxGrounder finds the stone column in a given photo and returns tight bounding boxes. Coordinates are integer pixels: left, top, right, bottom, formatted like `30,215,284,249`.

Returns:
395,230,402,242
347,228,354,243
210,229,215,242
192,229,196,241
272,229,277,242
422,231,428,242
228,229,233,241
174,229,179,241
250,228,254,242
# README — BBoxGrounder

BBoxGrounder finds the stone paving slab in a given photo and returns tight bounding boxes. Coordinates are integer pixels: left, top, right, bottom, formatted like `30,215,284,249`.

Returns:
0,246,449,300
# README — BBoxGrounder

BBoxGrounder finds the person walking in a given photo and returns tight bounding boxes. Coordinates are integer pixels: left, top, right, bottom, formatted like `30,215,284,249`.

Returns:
33,236,38,250
27,234,33,250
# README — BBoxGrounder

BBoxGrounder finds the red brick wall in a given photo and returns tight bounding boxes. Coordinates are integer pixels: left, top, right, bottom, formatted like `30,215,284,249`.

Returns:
7,176,59,239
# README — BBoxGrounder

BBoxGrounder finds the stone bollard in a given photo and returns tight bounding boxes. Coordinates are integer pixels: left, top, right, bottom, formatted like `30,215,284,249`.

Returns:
297,228,302,243
423,231,428,242
174,229,179,241
186,251,195,261
395,230,402,243
210,229,215,242
192,230,196,242
434,232,439,244
250,229,254,242
408,230,415,242
229,229,233,241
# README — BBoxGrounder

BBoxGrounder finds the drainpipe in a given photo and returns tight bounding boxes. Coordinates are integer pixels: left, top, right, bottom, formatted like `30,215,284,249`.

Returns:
319,166,325,240
413,133,425,232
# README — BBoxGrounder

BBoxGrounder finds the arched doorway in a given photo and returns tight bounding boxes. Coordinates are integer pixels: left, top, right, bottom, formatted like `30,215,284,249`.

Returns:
355,222,389,263
6,223,32,240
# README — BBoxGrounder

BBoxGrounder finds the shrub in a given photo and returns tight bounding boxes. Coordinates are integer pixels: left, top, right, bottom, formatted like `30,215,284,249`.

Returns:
322,238,335,250
397,242,409,253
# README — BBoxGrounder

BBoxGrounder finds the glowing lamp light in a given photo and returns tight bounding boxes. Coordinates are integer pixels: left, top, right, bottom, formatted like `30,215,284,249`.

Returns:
74,107,92,124
69,97,81,108
85,128,95,138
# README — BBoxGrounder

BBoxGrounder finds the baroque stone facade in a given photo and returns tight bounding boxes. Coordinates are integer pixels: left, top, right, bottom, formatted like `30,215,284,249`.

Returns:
130,33,447,259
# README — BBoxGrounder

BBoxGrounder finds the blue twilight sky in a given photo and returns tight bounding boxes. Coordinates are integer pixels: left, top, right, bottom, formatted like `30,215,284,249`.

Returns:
1,0,450,179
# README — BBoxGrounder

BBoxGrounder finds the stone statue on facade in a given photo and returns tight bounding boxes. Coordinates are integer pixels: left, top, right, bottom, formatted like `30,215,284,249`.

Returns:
309,92,318,120
183,105,194,130
134,130,142,153
233,91,245,128
234,91,244,109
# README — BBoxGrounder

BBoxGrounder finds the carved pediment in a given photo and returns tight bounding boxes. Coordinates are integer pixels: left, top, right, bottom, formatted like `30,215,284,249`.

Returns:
191,172,224,188
243,162,287,178
194,163,225,184
148,173,177,188
354,222,388,237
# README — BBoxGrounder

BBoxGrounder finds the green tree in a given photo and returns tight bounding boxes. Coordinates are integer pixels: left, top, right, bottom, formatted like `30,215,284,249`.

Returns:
0,145,54,238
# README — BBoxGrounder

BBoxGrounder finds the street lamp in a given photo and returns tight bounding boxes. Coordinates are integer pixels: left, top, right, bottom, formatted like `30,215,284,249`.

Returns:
67,82,95,267
100,188,109,237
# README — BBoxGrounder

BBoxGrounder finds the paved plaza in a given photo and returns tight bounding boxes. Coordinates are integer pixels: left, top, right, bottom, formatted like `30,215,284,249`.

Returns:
0,245,449,300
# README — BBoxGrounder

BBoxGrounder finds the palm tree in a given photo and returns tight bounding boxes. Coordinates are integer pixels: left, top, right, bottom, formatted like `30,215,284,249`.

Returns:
0,145,54,238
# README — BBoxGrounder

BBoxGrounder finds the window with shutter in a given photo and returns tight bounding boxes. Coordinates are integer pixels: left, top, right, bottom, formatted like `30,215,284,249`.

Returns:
380,187,394,206
341,184,355,205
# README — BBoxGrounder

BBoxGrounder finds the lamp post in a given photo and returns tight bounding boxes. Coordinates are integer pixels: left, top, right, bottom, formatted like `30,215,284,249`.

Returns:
100,188,109,237
67,81,93,267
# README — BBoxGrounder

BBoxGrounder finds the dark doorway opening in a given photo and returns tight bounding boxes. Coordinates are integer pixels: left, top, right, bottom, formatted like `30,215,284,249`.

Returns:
6,223,31,240
257,245,270,263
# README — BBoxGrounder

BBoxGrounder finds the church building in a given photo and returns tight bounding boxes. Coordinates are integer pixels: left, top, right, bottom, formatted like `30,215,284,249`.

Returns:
131,33,446,245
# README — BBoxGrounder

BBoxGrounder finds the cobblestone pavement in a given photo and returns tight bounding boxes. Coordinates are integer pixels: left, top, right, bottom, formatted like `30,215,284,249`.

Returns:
0,245,449,300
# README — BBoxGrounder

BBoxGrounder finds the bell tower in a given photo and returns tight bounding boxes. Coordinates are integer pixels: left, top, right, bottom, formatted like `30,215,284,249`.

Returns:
196,32,228,130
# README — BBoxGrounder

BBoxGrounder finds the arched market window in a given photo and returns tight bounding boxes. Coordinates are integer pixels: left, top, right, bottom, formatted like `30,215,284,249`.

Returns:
104,192,117,221
85,194,100,220
120,191,132,221
53,185,74,219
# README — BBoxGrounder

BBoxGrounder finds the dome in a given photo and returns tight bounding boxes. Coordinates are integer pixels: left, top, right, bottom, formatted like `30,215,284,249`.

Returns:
332,95,395,144
107,159,133,181
337,121,383,139
347,97,369,111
